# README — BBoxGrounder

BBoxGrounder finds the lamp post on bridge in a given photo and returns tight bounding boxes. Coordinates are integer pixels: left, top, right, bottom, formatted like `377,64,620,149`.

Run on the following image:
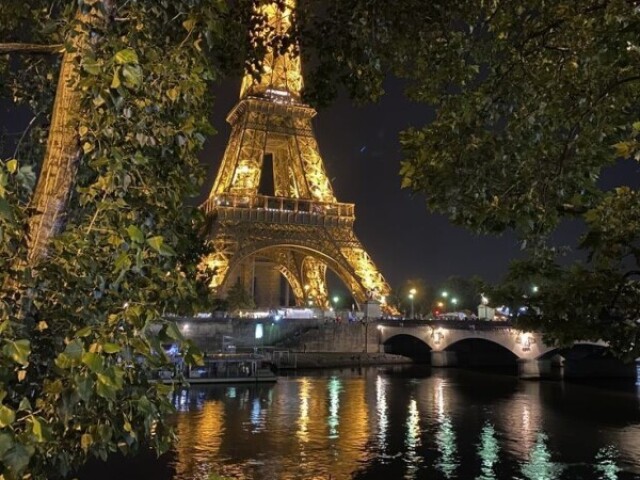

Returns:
409,288,416,319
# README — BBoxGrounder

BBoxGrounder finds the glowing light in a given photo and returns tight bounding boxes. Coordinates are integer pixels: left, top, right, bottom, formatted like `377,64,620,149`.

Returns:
517,333,536,351
297,378,310,442
375,375,388,450
442,291,448,298
328,376,341,439
404,398,421,478
255,323,264,340
478,423,500,479
521,433,559,480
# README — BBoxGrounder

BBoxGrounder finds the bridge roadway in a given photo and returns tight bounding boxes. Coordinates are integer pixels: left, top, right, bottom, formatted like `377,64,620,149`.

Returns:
377,319,607,379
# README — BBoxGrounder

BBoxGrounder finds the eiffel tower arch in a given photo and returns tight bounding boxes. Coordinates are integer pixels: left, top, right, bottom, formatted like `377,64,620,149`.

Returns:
202,0,391,310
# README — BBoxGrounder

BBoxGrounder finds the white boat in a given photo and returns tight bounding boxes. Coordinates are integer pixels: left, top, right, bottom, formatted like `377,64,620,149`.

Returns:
159,353,277,384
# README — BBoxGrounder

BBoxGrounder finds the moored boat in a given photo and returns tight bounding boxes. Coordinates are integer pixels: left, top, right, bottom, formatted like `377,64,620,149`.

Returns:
158,353,277,384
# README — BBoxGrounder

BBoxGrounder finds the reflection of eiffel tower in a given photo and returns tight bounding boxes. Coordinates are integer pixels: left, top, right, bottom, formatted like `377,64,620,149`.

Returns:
202,0,390,309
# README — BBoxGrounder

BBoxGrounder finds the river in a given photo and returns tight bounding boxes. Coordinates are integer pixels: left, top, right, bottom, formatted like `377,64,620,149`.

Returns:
81,366,640,479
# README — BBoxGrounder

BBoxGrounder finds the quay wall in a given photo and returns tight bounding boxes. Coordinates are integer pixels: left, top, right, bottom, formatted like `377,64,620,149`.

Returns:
174,318,383,354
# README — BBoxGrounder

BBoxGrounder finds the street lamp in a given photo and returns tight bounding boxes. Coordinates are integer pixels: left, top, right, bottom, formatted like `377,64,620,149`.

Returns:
441,291,448,298
333,295,339,308
451,298,458,309
408,288,416,319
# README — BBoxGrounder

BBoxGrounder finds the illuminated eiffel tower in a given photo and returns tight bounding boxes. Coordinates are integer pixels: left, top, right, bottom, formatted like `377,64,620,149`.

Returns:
202,0,390,309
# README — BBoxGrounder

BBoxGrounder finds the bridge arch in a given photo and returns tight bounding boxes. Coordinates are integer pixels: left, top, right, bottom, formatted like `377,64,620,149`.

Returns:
382,333,432,361
443,338,519,368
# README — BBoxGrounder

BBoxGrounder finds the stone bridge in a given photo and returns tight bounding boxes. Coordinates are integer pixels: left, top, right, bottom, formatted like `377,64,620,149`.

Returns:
174,317,634,379
378,320,621,379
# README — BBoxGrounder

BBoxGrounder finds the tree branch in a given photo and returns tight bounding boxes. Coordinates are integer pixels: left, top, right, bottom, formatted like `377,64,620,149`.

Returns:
0,43,63,54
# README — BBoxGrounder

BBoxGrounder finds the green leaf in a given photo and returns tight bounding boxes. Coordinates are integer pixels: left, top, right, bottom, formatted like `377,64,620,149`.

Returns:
18,398,31,412
6,159,18,174
114,252,132,271
76,375,93,402
82,60,101,75
96,380,116,401
0,432,13,456
0,197,13,220
122,64,143,88
147,236,164,252
3,339,30,366
102,343,121,354
113,49,139,65
111,68,121,89
81,433,93,453
81,352,104,373
126,225,144,243
76,326,93,338
165,322,184,341
159,243,177,257
166,87,179,102
3,443,33,475
30,417,48,442
0,405,15,428
182,18,196,31
65,340,84,360
55,353,76,370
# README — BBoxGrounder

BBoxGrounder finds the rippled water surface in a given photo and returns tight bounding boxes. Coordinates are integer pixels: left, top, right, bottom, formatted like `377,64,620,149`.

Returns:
82,366,640,479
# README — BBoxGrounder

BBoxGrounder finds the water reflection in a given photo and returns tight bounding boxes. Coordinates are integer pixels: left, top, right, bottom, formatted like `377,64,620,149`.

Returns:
520,433,560,480
596,446,621,480
160,368,640,480
403,398,421,479
327,376,341,439
435,415,458,479
477,423,499,480
375,374,388,452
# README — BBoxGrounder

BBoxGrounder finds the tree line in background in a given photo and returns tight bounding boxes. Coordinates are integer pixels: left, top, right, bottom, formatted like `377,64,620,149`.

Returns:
1,0,639,478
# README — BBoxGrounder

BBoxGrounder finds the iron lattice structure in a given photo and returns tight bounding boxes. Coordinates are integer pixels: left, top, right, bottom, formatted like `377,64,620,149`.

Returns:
202,0,390,309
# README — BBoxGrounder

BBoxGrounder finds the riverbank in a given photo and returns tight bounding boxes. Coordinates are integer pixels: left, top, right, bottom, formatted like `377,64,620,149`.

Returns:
271,351,412,369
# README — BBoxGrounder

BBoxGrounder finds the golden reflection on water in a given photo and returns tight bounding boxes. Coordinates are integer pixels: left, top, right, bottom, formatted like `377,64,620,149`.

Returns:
174,398,225,480
168,370,640,480
296,378,310,443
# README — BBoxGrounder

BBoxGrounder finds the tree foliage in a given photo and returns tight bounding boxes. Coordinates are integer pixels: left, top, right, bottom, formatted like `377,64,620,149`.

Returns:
0,1,248,478
298,0,640,356
225,281,256,313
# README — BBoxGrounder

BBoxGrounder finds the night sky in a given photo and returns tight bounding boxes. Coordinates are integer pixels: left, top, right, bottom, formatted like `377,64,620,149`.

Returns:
3,75,638,292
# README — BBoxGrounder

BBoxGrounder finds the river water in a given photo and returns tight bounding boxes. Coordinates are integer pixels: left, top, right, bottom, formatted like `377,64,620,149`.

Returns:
81,366,640,479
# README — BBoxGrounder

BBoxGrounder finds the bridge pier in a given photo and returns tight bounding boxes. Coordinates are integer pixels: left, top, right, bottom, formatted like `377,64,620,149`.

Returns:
431,350,458,367
517,358,552,379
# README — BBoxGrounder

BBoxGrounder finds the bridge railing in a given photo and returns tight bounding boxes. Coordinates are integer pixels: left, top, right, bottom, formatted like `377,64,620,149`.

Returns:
378,319,514,331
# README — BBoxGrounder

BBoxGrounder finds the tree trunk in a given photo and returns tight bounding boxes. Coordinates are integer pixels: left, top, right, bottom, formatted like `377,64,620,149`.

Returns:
0,43,62,54
27,3,114,263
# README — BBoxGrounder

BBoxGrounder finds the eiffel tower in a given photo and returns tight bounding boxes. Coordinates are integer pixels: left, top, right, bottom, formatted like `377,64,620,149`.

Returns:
202,0,390,310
